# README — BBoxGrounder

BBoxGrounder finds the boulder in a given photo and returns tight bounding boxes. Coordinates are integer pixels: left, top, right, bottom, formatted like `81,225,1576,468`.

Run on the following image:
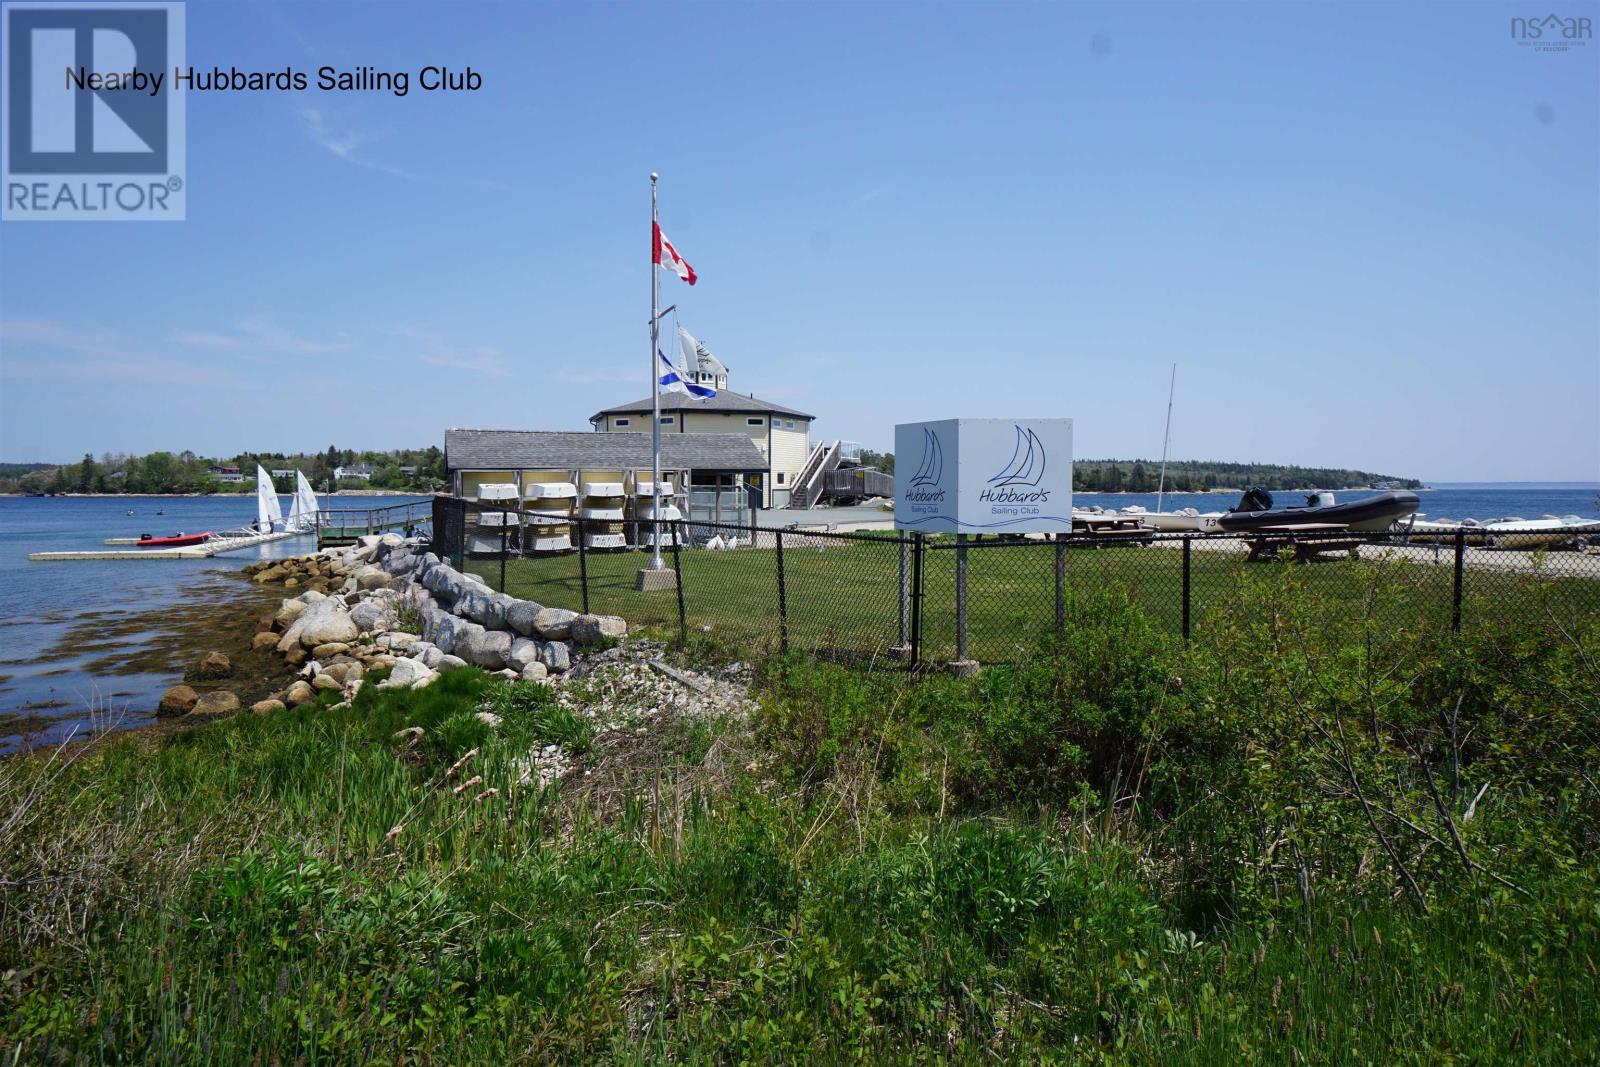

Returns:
323,661,363,686
377,657,437,690
252,564,288,583
298,598,359,649
571,614,627,646
539,640,572,673
312,673,342,692
311,642,351,659
350,598,395,634
458,627,513,670
196,651,232,678
283,647,308,668
415,643,444,669
365,654,397,671
188,690,240,718
432,614,464,655
437,654,468,672
157,684,199,716
505,598,546,637
251,631,280,652
296,589,327,605
531,607,576,640
251,699,286,715
508,636,542,672
355,565,392,591
520,662,549,682
255,612,276,633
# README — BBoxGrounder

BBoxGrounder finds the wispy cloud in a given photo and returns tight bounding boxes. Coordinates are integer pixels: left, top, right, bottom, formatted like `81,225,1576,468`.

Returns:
555,367,640,386
1,318,249,388
171,316,353,356
419,346,511,377
297,104,412,179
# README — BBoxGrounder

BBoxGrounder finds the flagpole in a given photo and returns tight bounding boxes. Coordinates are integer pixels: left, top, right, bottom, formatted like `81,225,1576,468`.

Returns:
1156,363,1176,514
649,172,664,570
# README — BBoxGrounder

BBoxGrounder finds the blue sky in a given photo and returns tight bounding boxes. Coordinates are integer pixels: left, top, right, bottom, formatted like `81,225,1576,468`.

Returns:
1,0,1596,481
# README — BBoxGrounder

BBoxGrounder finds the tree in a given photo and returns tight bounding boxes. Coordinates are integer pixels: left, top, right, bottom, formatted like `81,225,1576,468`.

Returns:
76,453,99,492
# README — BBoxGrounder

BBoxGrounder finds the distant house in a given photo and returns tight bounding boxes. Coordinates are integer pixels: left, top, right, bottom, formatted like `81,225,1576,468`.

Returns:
589,363,814,507
333,465,372,482
398,466,418,476
269,469,296,479
207,464,243,483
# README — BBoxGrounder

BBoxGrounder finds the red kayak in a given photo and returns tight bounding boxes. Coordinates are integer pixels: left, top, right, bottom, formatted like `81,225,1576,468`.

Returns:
137,531,213,547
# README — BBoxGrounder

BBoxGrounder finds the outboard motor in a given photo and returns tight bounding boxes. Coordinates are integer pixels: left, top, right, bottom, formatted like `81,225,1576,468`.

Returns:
1306,491,1336,509
1234,487,1274,513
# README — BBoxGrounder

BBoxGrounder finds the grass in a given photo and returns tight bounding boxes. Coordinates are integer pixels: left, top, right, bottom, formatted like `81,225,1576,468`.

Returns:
468,538,1600,663
3,557,1597,1062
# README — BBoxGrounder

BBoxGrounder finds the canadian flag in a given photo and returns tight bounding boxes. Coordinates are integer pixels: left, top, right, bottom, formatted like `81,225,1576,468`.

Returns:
653,221,697,286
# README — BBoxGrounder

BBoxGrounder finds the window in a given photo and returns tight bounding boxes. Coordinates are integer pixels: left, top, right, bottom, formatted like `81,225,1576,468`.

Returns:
747,417,764,426
777,472,786,485
614,418,630,427
784,419,795,429
660,416,675,425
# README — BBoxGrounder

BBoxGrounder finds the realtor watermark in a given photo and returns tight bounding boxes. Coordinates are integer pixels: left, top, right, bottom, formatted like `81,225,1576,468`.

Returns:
1510,12,1591,51
2,1,186,221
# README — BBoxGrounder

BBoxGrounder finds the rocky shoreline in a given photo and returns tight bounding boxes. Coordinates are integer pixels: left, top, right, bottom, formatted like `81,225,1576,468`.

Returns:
157,534,629,720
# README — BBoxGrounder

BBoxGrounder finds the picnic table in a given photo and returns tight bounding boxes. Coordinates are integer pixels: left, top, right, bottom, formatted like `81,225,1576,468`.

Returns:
1243,524,1363,563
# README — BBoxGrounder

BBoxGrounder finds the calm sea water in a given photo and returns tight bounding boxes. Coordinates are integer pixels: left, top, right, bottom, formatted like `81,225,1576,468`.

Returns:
0,494,428,745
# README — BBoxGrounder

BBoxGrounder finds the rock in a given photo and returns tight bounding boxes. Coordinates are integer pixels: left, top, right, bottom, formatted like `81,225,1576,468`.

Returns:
365,655,397,671
475,711,503,728
255,613,276,633
355,565,392,591
415,643,444,669
251,631,280,652
312,673,342,692
323,661,363,686
188,690,240,718
437,654,468,672
432,614,464,656
296,590,327,605
311,642,351,659
458,627,513,669
380,532,404,547
520,662,549,682
539,640,572,673
378,657,438,690
508,637,542,672
463,571,488,588
283,577,300,589
571,614,627,646
378,632,418,651
506,598,546,636
531,607,576,640
284,647,308,668
297,598,359,649
252,565,288,583
196,651,232,678
350,598,395,634
251,699,285,715
157,684,199,716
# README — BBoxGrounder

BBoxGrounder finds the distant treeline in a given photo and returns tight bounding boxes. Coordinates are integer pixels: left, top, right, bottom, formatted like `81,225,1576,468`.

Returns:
1,447,447,496
851,452,1419,493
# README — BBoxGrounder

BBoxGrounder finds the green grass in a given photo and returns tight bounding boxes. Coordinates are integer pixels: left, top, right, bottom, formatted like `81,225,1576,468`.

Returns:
4,563,1597,1062
469,539,1600,663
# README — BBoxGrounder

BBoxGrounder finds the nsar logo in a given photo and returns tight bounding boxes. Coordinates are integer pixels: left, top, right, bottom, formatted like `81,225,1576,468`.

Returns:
3,2,186,220
1510,12,1591,50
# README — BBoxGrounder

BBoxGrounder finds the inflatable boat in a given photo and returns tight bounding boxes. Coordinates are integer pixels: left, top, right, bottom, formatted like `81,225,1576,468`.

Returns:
137,531,213,548
1216,490,1420,533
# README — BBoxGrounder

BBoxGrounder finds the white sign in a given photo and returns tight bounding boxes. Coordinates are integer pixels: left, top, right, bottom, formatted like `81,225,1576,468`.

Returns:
894,418,1073,533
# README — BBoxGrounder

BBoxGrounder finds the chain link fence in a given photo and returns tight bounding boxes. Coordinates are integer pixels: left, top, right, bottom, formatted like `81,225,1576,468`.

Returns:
431,496,1600,666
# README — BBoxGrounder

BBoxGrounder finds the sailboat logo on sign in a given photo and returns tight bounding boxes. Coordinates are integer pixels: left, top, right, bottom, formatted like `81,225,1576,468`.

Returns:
980,425,1051,503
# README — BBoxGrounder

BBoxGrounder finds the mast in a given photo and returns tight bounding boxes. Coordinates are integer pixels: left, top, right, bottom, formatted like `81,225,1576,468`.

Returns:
648,172,664,570
1156,363,1176,513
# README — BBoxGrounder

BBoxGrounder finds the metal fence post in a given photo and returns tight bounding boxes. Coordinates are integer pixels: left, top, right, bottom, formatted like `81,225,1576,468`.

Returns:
576,515,590,614
910,532,924,668
955,533,969,662
499,518,508,594
1451,528,1465,633
1054,534,1066,632
775,528,789,654
898,536,909,647
670,532,687,644
1181,536,1192,643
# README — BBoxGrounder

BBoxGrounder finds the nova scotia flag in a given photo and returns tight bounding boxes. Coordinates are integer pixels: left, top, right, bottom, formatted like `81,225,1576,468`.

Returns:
658,349,716,398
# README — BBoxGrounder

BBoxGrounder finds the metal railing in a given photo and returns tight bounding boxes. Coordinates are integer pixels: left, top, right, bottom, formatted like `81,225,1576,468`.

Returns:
428,496,1600,668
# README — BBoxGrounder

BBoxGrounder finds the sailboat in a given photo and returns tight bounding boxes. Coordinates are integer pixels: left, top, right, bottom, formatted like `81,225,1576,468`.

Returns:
286,470,320,532
255,466,285,533
990,425,1046,487
909,428,944,486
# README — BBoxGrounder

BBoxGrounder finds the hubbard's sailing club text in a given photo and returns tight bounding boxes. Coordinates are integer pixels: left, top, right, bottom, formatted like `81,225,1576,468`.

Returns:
65,65,481,97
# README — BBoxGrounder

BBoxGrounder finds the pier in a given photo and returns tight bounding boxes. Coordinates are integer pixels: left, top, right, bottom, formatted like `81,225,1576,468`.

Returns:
29,530,299,562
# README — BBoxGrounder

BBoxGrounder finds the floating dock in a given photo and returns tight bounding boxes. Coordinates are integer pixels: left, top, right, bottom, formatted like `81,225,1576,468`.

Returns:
29,530,299,562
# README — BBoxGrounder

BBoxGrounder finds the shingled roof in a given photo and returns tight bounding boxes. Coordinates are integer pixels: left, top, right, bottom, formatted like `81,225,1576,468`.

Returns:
445,429,768,472
590,390,814,422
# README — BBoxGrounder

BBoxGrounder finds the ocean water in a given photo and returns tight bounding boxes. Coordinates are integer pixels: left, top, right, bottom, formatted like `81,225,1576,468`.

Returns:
0,494,428,747
1071,483,1600,522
